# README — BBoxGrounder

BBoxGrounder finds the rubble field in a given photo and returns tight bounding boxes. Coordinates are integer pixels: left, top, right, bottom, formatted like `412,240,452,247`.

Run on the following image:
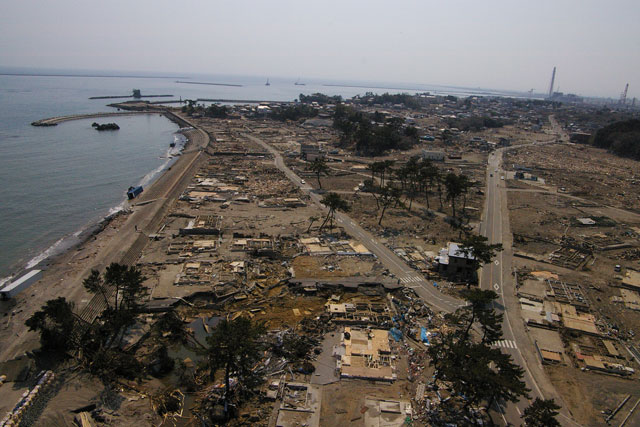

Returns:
506,138,640,427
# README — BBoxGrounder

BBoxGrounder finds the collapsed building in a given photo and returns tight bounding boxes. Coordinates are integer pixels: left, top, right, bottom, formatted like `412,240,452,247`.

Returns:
334,327,396,381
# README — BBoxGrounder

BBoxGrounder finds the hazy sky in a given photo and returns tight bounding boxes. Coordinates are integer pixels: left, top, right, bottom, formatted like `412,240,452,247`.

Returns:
1,0,638,98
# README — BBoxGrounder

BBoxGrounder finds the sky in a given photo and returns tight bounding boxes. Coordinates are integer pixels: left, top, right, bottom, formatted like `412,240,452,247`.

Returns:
1,0,639,99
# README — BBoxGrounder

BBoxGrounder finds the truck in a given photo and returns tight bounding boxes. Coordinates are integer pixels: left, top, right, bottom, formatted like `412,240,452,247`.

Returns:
0,270,42,300
127,185,144,200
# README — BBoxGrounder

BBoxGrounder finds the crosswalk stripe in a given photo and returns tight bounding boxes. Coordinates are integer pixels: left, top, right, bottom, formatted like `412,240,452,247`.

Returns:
491,340,517,349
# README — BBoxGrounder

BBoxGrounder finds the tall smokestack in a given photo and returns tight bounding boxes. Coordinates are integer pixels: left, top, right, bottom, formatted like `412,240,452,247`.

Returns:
548,67,556,98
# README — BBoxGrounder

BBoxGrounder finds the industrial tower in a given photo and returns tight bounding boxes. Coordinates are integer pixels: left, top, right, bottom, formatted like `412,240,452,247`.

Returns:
548,67,556,98
620,83,629,105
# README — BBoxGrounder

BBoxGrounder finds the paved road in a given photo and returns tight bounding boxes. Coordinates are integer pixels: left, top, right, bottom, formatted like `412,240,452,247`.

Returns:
479,135,581,425
244,133,465,313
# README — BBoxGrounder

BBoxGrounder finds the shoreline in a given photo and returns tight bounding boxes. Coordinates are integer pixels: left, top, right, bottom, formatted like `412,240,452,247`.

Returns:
0,107,209,361
2,108,193,285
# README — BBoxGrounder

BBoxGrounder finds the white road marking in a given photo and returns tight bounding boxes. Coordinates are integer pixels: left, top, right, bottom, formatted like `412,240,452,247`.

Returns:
491,340,518,349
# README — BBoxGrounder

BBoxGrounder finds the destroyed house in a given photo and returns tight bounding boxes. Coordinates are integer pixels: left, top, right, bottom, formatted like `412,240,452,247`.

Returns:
335,327,396,381
327,302,392,326
174,262,214,286
179,215,222,235
232,238,275,251
167,239,217,256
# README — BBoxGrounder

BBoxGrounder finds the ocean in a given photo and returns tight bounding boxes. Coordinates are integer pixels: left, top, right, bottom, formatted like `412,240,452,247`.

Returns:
0,70,523,283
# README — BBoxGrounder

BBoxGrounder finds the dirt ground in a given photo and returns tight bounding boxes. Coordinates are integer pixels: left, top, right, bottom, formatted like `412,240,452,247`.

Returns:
505,143,640,212
545,365,640,427
319,378,416,426
292,255,380,279
345,194,463,252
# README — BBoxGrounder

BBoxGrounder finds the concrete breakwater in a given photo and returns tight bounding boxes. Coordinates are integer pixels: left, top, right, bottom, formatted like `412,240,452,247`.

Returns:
151,98,295,105
31,111,164,126
89,94,173,99
175,80,242,87
31,109,194,132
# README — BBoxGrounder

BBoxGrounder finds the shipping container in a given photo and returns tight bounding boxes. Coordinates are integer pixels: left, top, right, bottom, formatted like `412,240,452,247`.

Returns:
127,185,144,199
0,270,42,299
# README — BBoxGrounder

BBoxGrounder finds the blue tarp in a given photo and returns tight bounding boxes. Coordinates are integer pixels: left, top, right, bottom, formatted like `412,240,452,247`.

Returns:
389,327,403,342
420,327,430,345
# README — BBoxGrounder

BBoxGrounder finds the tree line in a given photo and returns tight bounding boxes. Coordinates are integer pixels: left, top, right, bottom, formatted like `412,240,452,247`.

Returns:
591,118,640,160
333,104,419,156
365,156,475,226
356,92,423,109
181,101,229,118
270,104,318,122
299,93,343,104
446,115,507,132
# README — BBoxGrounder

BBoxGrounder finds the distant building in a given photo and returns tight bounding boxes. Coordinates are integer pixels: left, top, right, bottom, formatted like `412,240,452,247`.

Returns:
256,105,271,116
421,150,445,162
300,143,322,161
513,164,532,172
550,92,583,104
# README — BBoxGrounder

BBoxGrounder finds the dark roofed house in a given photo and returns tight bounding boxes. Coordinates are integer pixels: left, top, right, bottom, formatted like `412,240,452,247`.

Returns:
436,242,476,282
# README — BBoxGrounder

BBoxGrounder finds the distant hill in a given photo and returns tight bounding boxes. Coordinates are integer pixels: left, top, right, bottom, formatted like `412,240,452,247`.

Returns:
591,119,640,160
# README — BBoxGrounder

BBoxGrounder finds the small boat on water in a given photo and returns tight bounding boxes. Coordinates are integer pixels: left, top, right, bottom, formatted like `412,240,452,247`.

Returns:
170,142,176,148
294,78,306,86
265,78,270,86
